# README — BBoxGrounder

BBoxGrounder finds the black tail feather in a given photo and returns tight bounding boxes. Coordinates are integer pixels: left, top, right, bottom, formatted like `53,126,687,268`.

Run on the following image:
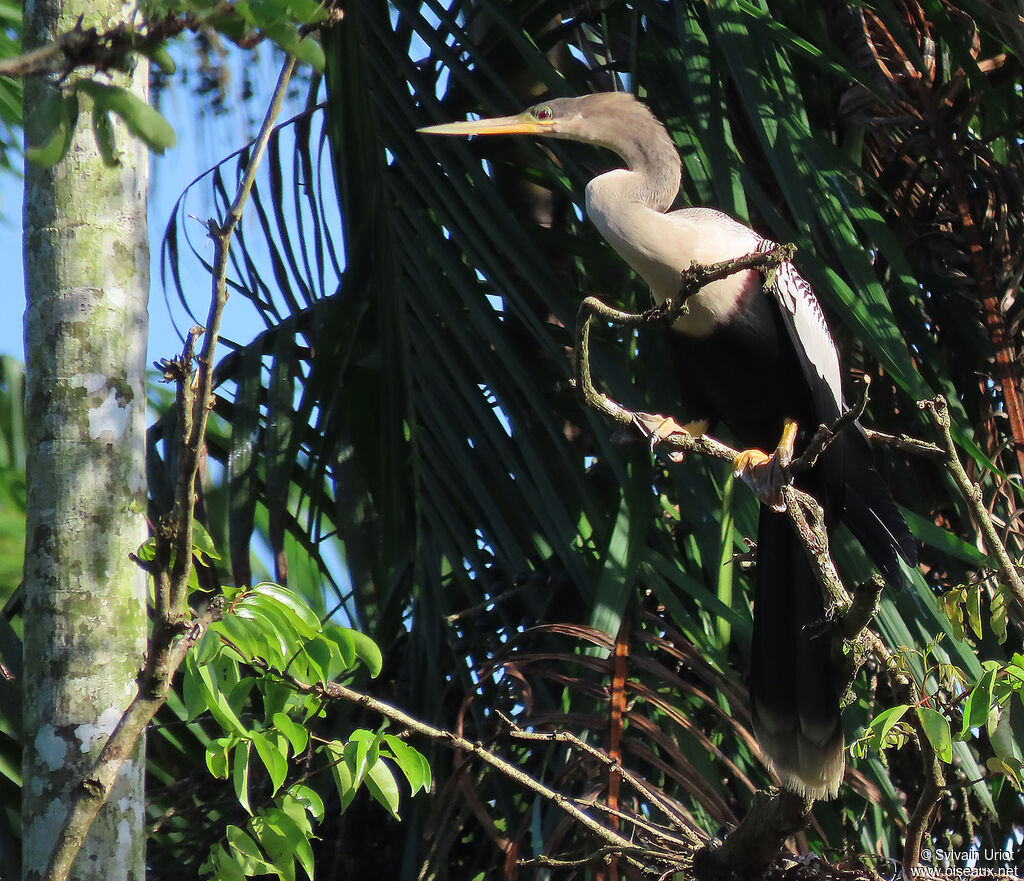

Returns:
749,507,844,799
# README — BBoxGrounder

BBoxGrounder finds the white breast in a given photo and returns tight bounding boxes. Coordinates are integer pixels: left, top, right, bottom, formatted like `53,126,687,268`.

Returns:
585,172,764,337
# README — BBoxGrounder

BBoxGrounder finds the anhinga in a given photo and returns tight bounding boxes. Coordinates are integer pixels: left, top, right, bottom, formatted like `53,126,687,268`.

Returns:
420,92,916,799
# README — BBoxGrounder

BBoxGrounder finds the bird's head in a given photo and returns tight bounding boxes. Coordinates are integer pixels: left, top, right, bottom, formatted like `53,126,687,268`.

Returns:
418,92,663,153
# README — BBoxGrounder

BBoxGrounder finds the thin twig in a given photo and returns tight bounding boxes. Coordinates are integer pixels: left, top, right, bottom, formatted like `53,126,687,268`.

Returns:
302,679,648,860
496,711,702,848
169,53,297,613
40,55,298,881
920,396,1024,608
578,799,691,849
791,376,872,473
517,846,622,870
656,242,798,326
863,427,945,460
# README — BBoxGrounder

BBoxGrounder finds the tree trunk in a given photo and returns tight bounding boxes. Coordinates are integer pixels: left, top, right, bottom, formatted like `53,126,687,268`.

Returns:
21,0,149,875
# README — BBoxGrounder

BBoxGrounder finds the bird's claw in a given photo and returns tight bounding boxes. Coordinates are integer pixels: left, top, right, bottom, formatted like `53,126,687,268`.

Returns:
733,448,788,512
733,419,799,511
633,413,707,463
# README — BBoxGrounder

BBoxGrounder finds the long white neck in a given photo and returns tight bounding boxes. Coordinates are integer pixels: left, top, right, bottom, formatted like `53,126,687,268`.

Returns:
589,127,681,214
585,169,689,303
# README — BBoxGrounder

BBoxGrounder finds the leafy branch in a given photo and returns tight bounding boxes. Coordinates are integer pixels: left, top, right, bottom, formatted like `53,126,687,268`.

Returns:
14,0,336,170
2,2,339,82
277,671,703,877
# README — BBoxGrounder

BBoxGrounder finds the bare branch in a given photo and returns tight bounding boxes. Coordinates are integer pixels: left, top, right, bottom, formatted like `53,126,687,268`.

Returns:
864,426,945,460
306,679,654,861
0,5,342,81
0,20,177,79
496,711,702,849
698,788,812,878
791,375,871,473
570,249,892,871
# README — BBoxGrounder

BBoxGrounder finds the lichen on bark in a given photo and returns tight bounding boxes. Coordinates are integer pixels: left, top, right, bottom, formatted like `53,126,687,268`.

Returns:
21,0,150,876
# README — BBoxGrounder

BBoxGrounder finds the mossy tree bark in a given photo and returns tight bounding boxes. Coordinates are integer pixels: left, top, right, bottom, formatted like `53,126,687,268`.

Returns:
21,0,149,876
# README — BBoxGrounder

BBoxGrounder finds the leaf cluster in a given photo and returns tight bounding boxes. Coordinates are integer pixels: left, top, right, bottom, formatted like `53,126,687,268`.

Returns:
168,582,431,881
15,0,332,168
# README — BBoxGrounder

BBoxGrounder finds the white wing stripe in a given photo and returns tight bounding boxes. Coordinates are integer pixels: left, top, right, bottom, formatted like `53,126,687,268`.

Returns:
757,238,843,414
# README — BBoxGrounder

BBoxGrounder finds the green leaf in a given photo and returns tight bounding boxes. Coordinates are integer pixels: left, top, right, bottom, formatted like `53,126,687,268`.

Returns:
231,602,290,669
265,806,315,881
866,703,911,751
183,655,206,722
273,712,309,755
917,706,954,763
322,741,355,811
965,585,982,639
279,793,313,836
348,630,383,678
233,740,253,815
226,677,256,720
987,755,1023,789
192,519,222,563
191,656,250,737
252,812,296,881
205,737,232,780
252,583,322,637
135,536,157,563
289,784,325,822
195,629,222,665
261,24,325,71
74,79,176,152
25,91,78,167
212,611,261,665
988,703,1014,757
346,729,382,789
961,668,997,737
210,844,247,881
382,734,431,794
251,730,288,795
322,625,356,669
225,824,274,875
139,42,176,75
301,635,338,682
365,758,401,819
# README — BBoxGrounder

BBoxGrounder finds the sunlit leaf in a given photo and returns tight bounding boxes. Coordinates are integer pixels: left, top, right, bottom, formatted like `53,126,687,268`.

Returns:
918,706,953,763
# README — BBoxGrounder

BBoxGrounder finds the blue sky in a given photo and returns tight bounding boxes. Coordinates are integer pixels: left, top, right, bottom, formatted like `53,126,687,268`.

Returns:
6,45,312,363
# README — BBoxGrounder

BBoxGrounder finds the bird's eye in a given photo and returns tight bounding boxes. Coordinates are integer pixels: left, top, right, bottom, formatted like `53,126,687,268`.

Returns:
534,106,553,121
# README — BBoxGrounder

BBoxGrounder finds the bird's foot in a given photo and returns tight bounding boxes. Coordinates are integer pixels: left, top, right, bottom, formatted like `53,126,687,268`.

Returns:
633,413,707,463
733,419,799,511
733,448,787,511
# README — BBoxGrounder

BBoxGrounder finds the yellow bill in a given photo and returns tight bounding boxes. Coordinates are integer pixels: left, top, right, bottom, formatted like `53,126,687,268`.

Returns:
417,111,555,137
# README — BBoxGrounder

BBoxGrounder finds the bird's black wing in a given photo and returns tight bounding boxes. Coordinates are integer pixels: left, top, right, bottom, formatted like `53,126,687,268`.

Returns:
755,238,917,581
